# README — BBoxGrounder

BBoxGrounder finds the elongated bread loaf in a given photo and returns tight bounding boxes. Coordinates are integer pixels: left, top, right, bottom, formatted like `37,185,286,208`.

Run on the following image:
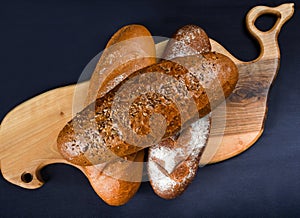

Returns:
148,116,210,199
57,29,238,167
148,25,212,199
77,24,156,206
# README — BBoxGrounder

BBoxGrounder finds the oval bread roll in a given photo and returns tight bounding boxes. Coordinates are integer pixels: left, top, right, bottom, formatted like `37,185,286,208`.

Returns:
79,24,156,206
86,24,156,104
148,116,210,199
148,25,212,199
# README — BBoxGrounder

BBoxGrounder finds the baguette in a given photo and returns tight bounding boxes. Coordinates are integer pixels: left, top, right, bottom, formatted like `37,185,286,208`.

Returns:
148,25,212,199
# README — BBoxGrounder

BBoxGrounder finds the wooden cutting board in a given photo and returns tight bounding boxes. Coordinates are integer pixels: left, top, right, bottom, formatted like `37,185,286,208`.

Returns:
0,3,294,189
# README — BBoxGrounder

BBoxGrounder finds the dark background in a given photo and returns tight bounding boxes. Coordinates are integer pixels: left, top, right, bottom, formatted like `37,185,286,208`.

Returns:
1,0,300,217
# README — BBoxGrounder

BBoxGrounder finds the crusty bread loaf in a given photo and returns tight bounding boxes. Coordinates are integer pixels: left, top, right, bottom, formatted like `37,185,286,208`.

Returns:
148,115,210,199
84,150,144,206
148,25,212,199
86,24,156,104
163,24,211,60
79,24,156,206
57,51,238,166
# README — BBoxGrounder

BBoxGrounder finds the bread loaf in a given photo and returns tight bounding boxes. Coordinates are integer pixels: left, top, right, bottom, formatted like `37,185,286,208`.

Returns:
84,150,144,206
86,24,156,104
148,116,210,199
57,23,238,167
77,24,156,205
148,25,212,199
58,55,237,166
163,24,211,60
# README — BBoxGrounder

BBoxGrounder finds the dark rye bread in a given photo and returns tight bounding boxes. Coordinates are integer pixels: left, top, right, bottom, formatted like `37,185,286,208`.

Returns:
57,52,238,166
148,25,212,199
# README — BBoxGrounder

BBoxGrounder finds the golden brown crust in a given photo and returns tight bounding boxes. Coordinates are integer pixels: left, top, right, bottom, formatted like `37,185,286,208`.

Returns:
163,24,211,60
107,24,152,47
84,25,155,206
57,53,238,166
60,24,155,206
83,150,144,206
86,24,156,104
174,52,239,116
57,125,92,166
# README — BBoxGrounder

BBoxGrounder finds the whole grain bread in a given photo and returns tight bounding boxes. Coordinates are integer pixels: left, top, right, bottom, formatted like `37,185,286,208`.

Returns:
57,51,238,166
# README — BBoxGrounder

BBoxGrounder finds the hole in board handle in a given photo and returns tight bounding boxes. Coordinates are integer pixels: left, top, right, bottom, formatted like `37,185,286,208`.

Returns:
21,172,33,183
254,13,279,32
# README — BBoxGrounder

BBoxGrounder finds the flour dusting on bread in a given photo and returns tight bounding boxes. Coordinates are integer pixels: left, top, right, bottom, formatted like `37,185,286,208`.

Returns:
148,115,210,197
163,25,211,60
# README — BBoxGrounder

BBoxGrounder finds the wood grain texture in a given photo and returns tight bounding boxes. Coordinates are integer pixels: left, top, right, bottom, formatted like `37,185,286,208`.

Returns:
0,3,294,189
0,82,89,188
200,3,294,164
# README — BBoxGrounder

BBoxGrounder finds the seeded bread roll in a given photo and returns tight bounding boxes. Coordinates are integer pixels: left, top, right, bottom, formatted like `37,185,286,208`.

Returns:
57,52,238,166
148,25,212,199
74,24,156,206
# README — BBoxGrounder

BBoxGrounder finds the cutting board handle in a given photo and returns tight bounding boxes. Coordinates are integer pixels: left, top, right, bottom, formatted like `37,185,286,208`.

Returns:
246,3,294,60
201,3,294,164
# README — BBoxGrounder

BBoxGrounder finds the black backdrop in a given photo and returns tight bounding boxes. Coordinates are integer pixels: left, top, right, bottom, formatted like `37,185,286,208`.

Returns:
1,0,300,217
